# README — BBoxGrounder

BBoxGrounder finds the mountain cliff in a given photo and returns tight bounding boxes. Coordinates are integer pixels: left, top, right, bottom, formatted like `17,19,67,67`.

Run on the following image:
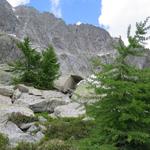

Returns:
0,0,18,33
0,0,116,77
0,0,149,77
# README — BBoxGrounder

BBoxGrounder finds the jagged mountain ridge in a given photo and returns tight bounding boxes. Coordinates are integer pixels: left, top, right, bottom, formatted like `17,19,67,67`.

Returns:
0,0,116,77
0,0,149,77
15,6,116,76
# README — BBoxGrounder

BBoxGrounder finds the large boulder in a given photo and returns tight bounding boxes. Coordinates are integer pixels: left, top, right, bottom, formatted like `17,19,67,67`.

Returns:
0,121,38,146
0,84,14,97
0,104,34,124
16,84,29,93
14,86,71,113
0,95,12,104
0,70,12,85
0,64,14,85
71,74,107,105
0,103,38,146
51,102,86,118
54,75,83,93
71,80,101,104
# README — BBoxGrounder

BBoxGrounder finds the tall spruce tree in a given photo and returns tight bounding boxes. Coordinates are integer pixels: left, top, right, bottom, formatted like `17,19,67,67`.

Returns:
91,18,150,150
13,37,41,84
12,38,60,89
36,46,60,89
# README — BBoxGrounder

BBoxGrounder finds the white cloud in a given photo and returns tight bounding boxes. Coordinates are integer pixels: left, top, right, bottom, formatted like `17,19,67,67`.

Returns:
76,21,82,26
7,0,30,7
99,0,150,47
50,0,62,18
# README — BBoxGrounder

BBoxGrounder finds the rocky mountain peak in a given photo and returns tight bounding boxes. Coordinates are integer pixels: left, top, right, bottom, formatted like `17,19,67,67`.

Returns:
1,0,149,77
0,0,117,77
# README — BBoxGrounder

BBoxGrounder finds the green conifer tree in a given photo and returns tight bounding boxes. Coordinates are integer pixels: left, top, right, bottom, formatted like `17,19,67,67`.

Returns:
37,46,60,89
91,17,150,150
13,37,41,84
12,38,59,89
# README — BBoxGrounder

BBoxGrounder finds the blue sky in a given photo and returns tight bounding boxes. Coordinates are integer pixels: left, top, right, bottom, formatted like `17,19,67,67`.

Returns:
27,0,101,26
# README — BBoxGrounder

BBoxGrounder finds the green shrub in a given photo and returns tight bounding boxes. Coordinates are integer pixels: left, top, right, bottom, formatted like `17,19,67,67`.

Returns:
99,144,118,150
90,18,150,150
46,118,95,140
12,140,75,150
0,133,9,150
13,142,37,150
36,46,60,89
37,139,75,150
11,37,59,90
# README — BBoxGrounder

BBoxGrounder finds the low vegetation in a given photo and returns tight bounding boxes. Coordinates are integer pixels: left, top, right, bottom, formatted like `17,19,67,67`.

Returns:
37,139,76,150
45,118,95,141
12,140,75,150
0,114,95,150
0,133,9,150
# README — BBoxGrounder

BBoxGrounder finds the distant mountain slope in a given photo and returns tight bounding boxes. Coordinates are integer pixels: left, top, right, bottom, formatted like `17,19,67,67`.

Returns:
14,6,116,77
0,0,18,33
0,0,149,77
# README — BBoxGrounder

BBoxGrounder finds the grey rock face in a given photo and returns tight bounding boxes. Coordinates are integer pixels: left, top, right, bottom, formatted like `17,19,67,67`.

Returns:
0,101,40,146
19,93,69,113
0,0,149,77
0,70,12,85
14,6,115,77
19,122,35,130
71,79,102,105
14,86,71,113
0,64,15,85
54,75,83,93
0,95,12,104
0,84,14,97
0,121,37,146
127,51,150,69
51,102,86,118
0,103,34,125
0,0,18,33
0,0,116,77
0,34,22,64
0,82,84,145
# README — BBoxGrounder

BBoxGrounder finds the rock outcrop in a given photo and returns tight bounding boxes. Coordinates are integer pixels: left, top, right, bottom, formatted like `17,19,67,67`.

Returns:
0,0,18,33
51,102,86,118
0,0,117,77
14,88,71,113
0,73,86,146
0,34,21,64
0,103,37,146
54,75,83,93
71,80,99,105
